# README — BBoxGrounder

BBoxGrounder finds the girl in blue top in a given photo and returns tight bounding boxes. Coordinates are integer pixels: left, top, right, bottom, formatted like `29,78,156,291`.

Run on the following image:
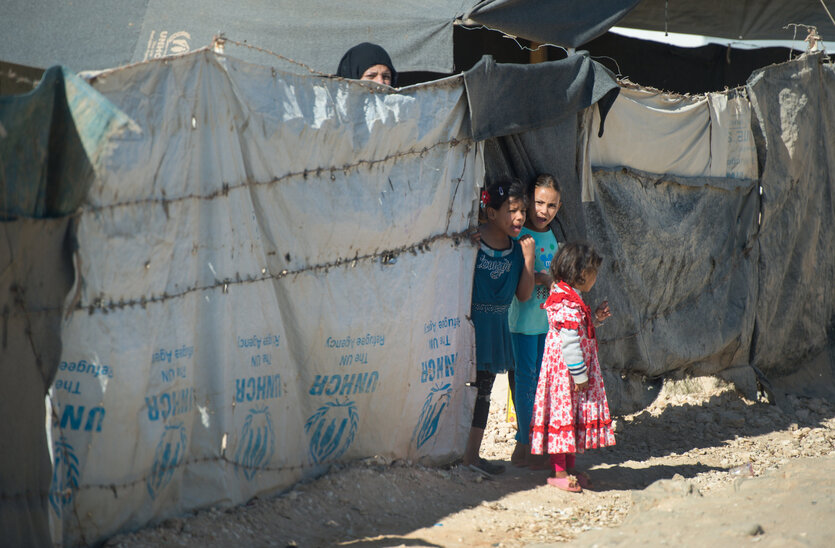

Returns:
464,178,535,475
508,174,563,468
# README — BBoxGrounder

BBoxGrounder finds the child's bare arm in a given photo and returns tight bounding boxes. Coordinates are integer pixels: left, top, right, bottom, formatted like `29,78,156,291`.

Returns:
534,271,553,287
515,235,536,301
594,300,611,324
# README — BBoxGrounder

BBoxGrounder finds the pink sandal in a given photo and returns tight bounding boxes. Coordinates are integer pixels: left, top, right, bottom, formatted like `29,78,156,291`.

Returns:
547,475,582,492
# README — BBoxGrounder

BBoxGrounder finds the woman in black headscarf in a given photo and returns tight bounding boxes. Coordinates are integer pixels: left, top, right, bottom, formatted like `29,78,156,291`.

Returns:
336,42,397,87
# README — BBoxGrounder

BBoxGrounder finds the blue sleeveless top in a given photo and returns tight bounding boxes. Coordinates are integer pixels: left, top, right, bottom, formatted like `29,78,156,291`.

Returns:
471,238,524,373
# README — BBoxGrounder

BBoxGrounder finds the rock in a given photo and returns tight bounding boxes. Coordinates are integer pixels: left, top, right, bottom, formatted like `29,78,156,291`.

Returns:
631,479,701,511
743,523,765,536
161,518,183,531
717,410,745,428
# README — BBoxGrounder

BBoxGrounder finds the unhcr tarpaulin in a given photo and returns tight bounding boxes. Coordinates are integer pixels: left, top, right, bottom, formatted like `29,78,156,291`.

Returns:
1,48,624,545
46,49,479,545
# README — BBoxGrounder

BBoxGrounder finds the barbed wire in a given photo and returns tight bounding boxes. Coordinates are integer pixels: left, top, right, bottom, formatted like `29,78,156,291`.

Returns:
212,34,329,77
75,227,473,314
456,21,570,56
85,138,468,214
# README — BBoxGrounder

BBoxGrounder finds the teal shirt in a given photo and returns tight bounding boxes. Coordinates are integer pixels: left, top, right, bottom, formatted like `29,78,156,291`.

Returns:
508,227,558,335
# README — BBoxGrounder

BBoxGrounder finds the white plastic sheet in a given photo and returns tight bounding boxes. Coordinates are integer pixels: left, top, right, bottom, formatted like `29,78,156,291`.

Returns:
582,86,757,200
48,50,480,545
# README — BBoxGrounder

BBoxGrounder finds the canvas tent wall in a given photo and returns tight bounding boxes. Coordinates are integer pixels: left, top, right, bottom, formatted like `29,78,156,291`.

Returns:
481,53,835,410
0,48,620,545
3,4,835,544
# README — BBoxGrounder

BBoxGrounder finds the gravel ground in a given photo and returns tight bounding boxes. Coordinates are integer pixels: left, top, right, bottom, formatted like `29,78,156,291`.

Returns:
106,375,835,547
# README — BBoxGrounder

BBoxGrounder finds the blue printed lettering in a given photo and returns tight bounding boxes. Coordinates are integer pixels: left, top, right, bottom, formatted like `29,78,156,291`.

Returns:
340,374,355,395
366,371,379,392
326,336,353,349
445,353,456,376
233,374,282,403
325,375,341,396
145,388,194,422
54,379,82,395
57,405,106,432
309,375,327,395
60,405,84,430
84,407,106,432
353,372,369,394
420,354,455,383
58,360,114,379
309,371,378,396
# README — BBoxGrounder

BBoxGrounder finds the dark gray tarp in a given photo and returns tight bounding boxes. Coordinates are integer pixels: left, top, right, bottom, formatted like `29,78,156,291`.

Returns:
482,121,760,413
584,169,760,410
464,0,641,48
619,0,835,42
0,216,74,548
747,54,835,387
483,56,835,412
0,62,130,547
463,52,620,141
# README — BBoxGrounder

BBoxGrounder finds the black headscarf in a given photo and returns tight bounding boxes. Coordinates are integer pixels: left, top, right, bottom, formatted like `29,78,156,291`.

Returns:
336,42,397,85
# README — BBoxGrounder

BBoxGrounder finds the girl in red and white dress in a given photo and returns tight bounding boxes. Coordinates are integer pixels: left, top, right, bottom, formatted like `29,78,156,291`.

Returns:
530,242,615,492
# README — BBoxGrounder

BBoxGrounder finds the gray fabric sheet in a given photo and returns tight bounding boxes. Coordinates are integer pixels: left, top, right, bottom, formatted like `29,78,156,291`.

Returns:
464,0,641,48
463,53,620,142
0,59,123,546
0,0,148,73
584,169,759,384
0,0,468,74
482,123,760,413
0,216,74,548
747,54,835,378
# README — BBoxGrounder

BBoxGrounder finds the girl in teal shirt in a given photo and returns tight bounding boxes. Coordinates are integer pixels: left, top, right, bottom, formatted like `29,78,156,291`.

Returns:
508,174,562,468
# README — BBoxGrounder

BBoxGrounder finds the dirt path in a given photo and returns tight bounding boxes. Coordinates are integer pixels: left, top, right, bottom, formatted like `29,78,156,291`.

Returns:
106,375,835,547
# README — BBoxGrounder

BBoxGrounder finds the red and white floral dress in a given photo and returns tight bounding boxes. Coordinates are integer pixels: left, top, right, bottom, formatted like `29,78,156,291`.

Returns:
530,281,616,455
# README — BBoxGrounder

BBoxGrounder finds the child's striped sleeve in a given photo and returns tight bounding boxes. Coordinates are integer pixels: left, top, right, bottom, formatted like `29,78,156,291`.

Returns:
559,328,588,384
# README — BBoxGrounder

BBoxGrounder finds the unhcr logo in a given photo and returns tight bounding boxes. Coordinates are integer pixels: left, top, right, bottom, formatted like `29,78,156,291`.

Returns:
235,406,275,480
143,30,192,61
48,437,79,516
304,400,358,465
412,383,452,450
147,423,187,499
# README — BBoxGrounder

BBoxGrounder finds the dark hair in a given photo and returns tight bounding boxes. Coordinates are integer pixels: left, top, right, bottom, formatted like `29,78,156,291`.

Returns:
531,173,561,196
550,242,602,287
482,178,528,211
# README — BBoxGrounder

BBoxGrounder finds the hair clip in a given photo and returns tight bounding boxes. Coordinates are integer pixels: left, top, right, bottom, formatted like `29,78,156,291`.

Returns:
498,186,504,196
480,189,490,209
